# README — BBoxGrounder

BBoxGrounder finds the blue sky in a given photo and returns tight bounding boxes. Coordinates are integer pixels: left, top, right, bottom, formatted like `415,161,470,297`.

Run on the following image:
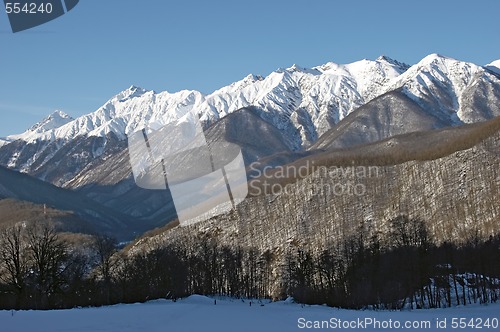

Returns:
0,0,499,136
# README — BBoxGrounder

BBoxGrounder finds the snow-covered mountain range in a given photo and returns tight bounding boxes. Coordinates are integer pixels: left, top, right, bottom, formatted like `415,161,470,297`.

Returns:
17,110,73,137
4,54,499,150
3,55,410,150
0,54,499,235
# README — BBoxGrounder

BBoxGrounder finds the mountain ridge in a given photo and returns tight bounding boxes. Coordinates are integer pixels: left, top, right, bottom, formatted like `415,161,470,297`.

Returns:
0,164,136,237
3,55,410,147
134,115,500,255
1,53,500,238
4,54,499,151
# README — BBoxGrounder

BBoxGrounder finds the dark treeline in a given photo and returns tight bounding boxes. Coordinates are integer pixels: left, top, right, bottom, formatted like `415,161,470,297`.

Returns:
0,216,499,310
287,216,500,309
0,222,118,310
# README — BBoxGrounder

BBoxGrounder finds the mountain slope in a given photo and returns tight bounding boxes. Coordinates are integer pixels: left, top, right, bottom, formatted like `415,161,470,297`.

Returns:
0,165,135,238
9,110,74,140
135,115,500,255
311,90,447,150
0,57,408,185
203,107,292,163
385,54,500,124
1,54,500,239
0,198,95,234
0,138,11,148
312,55,500,150
486,60,500,75
52,108,295,228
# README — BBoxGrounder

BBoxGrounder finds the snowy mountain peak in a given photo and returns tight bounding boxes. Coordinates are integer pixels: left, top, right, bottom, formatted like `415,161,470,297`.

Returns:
244,74,262,81
382,53,500,126
314,56,409,77
3,56,412,147
3,53,500,185
238,74,264,86
128,85,147,93
28,110,73,134
6,54,499,152
5,110,75,142
55,110,70,118
286,64,321,75
376,55,394,62
395,53,488,87
117,85,151,102
486,60,500,75
376,55,410,72
418,53,458,66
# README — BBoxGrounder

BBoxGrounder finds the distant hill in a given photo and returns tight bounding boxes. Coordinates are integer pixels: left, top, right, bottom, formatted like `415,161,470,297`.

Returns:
0,198,95,234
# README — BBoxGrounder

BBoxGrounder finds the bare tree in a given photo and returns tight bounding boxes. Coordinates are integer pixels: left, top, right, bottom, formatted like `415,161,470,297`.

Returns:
26,222,68,308
0,225,28,309
92,234,117,304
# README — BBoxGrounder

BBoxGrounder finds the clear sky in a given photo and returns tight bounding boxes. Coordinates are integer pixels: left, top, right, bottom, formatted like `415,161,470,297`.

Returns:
0,0,499,136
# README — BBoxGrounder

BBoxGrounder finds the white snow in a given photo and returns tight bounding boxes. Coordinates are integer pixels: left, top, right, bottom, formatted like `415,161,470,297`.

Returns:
384,54,500,124
1,295,499,332
0,138,12,147
486,60,500,75
6,54,500,172
5,57,410,151
8,110,73,141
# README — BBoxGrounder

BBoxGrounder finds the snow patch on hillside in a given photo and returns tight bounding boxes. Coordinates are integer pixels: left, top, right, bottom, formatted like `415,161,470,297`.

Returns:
486,60,500,75
0,138,12,148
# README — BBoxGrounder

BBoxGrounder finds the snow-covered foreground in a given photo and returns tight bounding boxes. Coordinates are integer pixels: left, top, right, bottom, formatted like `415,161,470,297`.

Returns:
2,295,499,332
